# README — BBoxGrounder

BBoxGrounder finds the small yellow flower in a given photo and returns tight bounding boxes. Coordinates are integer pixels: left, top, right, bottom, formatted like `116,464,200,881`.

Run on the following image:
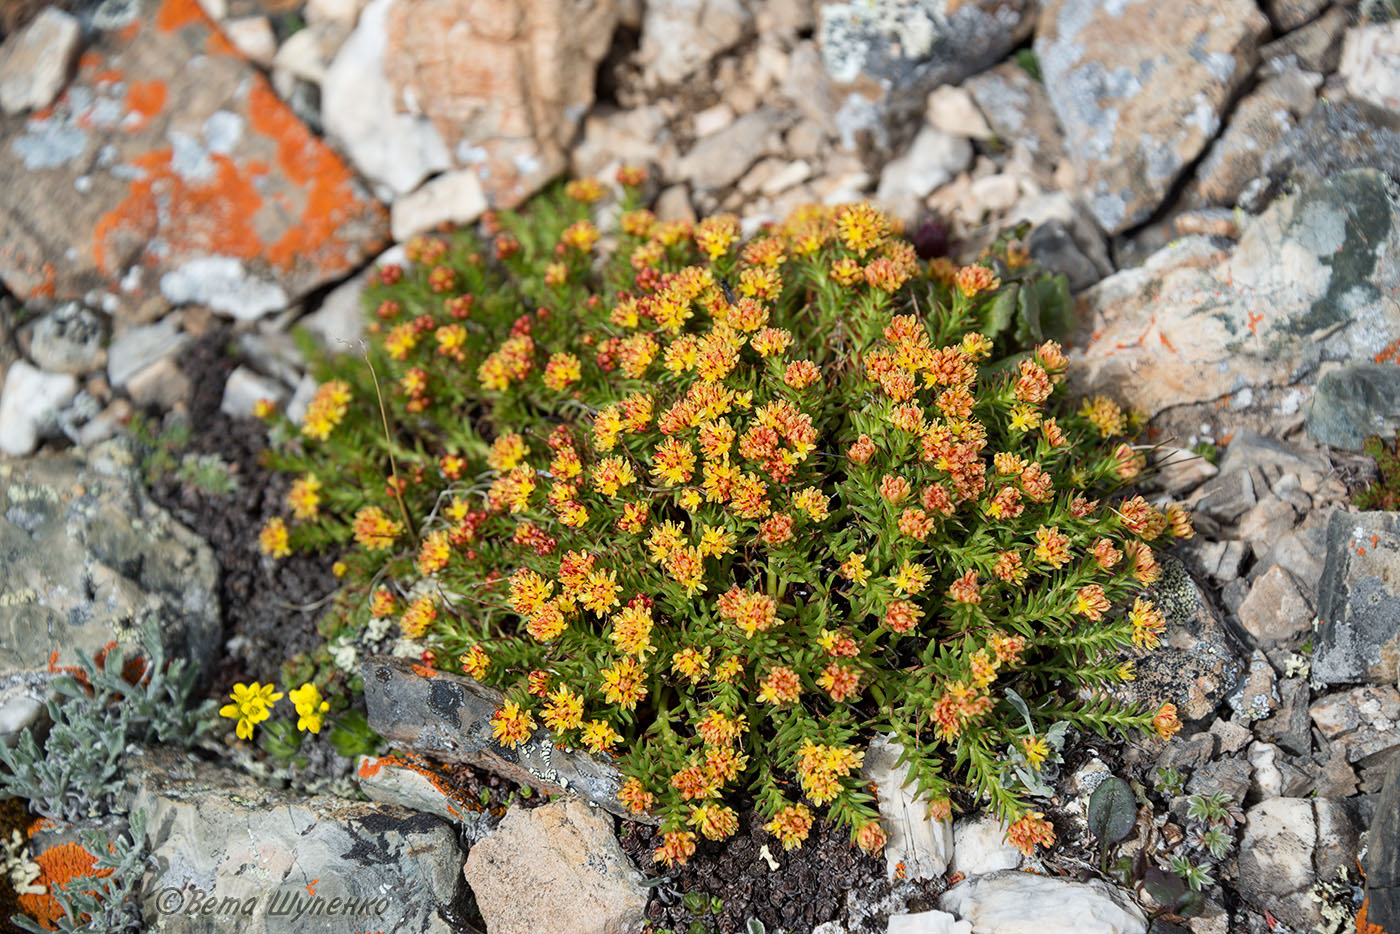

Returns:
258,517,290,559
288,682,330,734
219,682,284,740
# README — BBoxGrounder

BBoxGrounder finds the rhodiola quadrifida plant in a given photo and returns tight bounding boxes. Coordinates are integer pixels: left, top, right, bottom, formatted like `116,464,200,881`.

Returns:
248,172,1188,867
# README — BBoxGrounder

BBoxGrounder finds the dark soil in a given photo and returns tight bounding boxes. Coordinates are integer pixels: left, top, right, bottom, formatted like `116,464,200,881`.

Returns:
618,811,916,934
144,327,340,695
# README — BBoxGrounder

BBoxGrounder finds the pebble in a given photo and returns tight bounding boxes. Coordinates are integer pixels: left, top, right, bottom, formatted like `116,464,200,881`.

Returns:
862,735,952,880
0,361,78,456
221,366,289,419
1235,565,1314,647
887,909,972,934
0,7,81,115
1340,20,1400,115
390,168,488,243
223,16,278,66
107,314,189,389
876,125,972,205
925,85,992,140
26,302,107,375
938,871,1147,933
950,816,1022,878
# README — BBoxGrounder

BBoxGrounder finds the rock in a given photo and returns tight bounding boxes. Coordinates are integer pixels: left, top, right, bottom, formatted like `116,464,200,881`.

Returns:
1312,510,1400,687
362,656,648,821
963,61,1066,165
390,169,488,243
938,871,1147,933
677,109,784,192
1173,208,1241,239
0,440,219,737
950,816,1022,878
220,365,288,418
1217,429,1330,478
322,0,452,195
306,0,364,26
1363,752,1400,932
125,747,467,934
876,125,972,206
1313,798,1360,881
1185,755,1253,805
1189,469,1256,525
693,102,736,138
1156,731,1218,775
0,8,81,116
463,798,646,934
1260,4,1351,75
0,2,387,319
1026,218,1103,294
815,0,1037,157
1191,71,1318,208
25,303,107,375
107,315,189,389
1008,191,1115,287
1256,678,1313,757
863,734,953,881
379,0,619,208
1254,519,1328,597
126,355,191,409
1261,0,1327,33
1261,98,1400,198
1068,170,1400,422
1151,448,1218,496
1309,685,1400,763
638,0,751,85
1128,554,1244,723
1236,494,1299,558
1341,21,1400,115
1190,539,1247,587
888,910,972,934
1236,565,1314,648
1237,797,1325,930
1035,0,1268,234
925,85,991,141
356,753,498,841
1228,650,1279,722
570,105,675,180
222,15,278,65
0,362,78,456
1305,362,1400,451
1209,717,1253,756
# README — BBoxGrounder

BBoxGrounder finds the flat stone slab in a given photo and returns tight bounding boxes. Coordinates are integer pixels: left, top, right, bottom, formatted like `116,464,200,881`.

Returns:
1313,510,1400,687
0,0,387,318
362,656,656,823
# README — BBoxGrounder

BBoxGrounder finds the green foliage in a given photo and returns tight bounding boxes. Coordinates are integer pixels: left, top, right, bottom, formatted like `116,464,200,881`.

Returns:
11,813,148,934
1354,434,1399,511
175,452,239,495
256,179,1189,862
1013,48,1042,83
1189,440,1219,465
126,412,192,484
1087,776,1136,870
0,618,215,822
1154,766,1185,796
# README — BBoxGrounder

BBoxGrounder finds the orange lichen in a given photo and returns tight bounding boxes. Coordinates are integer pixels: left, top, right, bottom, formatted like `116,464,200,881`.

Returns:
77,51,103,71
17,842,113,928
1376,338,1400,365
156,0,204,32
1246,311,1264,335
27,263,55,299
117,20,142,41
124,80,167,132
1355,898,1382,934
205,28,239,56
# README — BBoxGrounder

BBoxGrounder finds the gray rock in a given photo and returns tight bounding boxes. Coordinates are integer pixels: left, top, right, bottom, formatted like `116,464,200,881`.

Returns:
1209,717,1253,756
1228,650,1280,722
1027,219,1104,293
1156,730,1218,775
1261,98,1400,195
0,440,220,738
1035,0,1268,233
362,656,651,822
1237,797,1331,929
1261,0,1328,32
963,60,1067,164
0,8,81,115
1190,538,1248,587
937,871,1146,933
1260,5,1352,75
815,0,1037,157
220,366,289,419
125,747,467,934
463,799,647,934
1236,565,1314,648
638,0,752,86
1189,470,1257,525
1185,755,1253,806
1254,517,1329,596
1191,71,1319,208
1310,685,1400,763
355,753,497,842
1067,170,1400,423
0,361,78,456
390,169,488,243
1305,362,1400,451
1236,494,1300,559
1217,429,1331,478
1364,752,1400,932
1312,510,1400,686
126,356,191,409
1256,678,1313,757
26,303,107,375
676,109,784,191
107,315,189,389
159,257,289,321
875,125,972,205
1128,554,1245,723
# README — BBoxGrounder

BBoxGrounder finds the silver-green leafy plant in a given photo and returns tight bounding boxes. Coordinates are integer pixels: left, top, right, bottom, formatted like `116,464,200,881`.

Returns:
0,617,215,822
